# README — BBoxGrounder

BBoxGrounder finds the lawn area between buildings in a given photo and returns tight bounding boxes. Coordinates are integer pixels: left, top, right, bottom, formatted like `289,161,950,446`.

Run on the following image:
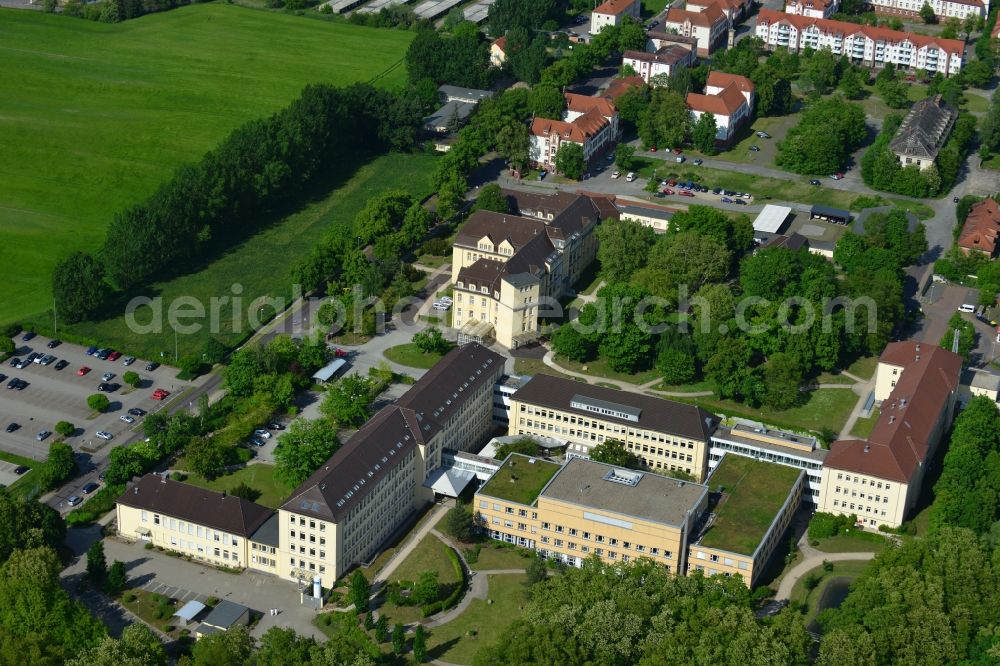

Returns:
26,151,437,358
849,408,880,439
0,4,414,326
673,388,858,436
512,357,579,382
426,574,531,665
383,343,447,369
374,533,463,626
180,463,289,509
844,355,878,380
789,559,872,629
466,542,535,572
550,355,662,386
812,530,889,555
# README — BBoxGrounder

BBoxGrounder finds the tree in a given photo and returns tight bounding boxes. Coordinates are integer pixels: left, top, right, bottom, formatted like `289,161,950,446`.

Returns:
588,439,641,469
191,626,255,666
348,569,370,612
595,218,657,281
443,505,476,541
413,570,440,605
656,331,697,385
122,371,140,388
496,436,541,459
255,628,318,666
919,2,937,23
228,482,260,502
87,393,110,413
413,624,427,662
526,555,548,585
52,251,107,322
838,66,863,99
555,142,585,180
105,560,127,595
508,33,549,85
643,89,690,149
941,16,960,38
938,312,975,361
0,337,14,359
751,63,794,116
67,623,165,666
274,420,341,488
691,112,718,154
55,421,75,437
224,346,266,398
391,623,406,654
40,442,76,491
875,69,909,109
375,615,389,642
86,540,107,584
412,327,453,354
0,489,66,565
800,48,841,94
528,84,566,119
760,352,805,409
615,144,636,172
320,374,381,427
495,120,531,173
550,324,596,363
776,96,867,174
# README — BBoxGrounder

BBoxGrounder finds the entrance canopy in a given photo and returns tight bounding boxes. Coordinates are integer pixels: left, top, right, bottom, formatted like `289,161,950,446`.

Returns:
423,467,477,498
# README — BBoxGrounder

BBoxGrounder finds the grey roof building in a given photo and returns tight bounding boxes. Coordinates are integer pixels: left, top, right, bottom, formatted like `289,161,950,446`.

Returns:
889,95,957,170
424,85,493,133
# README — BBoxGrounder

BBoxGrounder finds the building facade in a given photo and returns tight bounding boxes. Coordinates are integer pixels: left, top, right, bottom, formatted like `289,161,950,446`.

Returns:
819,342,962,529
686,71,755,143
956,197,1000,257
530,93,620,172
623,44,696,84
866,0,987,20
662,4,729,56
784,0,838,17
755,9,965,76
508,373,719,480
591,0,642,34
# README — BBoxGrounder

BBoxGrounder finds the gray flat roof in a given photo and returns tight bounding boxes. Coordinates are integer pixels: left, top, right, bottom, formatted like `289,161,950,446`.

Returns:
174,600,206,622
811,204,851,219
711,426,828,464
540,457,707,527
619,204,674,221
202,600,248,630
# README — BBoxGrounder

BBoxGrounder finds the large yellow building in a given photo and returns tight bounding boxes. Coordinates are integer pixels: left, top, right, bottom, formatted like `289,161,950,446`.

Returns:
819,342,962,529
451,191,617,349
508,373,719,481
476,455,709,575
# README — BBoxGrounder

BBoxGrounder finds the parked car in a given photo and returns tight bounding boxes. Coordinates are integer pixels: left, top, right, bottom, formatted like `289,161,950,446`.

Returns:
101,372,115,382
334,348,349,358
952,196,960,203
693,158,703,166
85,346,98,356
756,131,771,139
661,188,674,195
611,170,621,179
721,197,734,203
14,379,26,390
8,358,21,369
77,366,91,376
37,354,55,365
809,179,821,186
254,429,272,440
119,415,135,424
107,351,122,361
5,423,19,433
13,466,28,475
128,407,147,417
625,172,636,182
667,179,677,186
123,356,136,366
673,148,683,155
7,378,21,390
21,331,35,342
646,20,658,29
145,362,160,372
36,431,51,442
830,173,844,180
97,382,120,393
675,156,685,163
268,422,285,431
152,388,170,400
679,190,695,197
54,360,69,371
26,352,40,364
648,145,657,152
95,349,110,360
82,482,100,494
96,431,113,441
67,495,83,507
749,145,760,152
250,437,266,447
723,189,736,196
712,187,722,194
0,374,5,383
47,339,61,349
733,199,747,205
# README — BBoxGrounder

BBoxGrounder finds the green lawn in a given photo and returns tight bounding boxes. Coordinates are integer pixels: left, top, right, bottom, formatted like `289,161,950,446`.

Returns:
849,408,880,439
426,574,530,665
859,83,930,121
26,151,437,358
376,534,463,625
181,463,290,509
383,343,447,369
845,355,878,380
675,388,858,435
0,449,44,498
0,4,414,326
479,455,560,505
982,153,1000,171
789,560,872,628
468,543,535,572
700,455,803,555
815,371,856,385
512,357,578,382
552,355,662,386
813,531,889,554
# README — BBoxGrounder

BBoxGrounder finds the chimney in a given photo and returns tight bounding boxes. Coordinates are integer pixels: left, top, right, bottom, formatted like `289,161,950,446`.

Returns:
863,444,870,453
161,474,166,484
889,416,895,424
134,487,139,495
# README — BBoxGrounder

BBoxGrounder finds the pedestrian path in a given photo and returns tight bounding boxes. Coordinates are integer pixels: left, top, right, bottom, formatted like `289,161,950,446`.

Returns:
541,350,713,397
775,534,876,600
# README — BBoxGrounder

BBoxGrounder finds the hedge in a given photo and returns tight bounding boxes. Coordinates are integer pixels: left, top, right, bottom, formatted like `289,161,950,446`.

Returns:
420,546,466,617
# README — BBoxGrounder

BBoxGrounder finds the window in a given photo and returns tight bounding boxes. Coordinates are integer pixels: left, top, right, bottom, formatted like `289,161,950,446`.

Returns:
154,514,160,525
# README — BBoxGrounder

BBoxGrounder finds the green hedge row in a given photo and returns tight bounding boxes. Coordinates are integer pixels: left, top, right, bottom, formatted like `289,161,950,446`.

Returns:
420,546,466,618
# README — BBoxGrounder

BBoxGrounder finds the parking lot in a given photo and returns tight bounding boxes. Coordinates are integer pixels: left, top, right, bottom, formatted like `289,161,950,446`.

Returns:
1,333,190,462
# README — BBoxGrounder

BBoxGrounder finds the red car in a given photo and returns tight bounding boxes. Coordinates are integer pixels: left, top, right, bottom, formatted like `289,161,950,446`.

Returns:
334,348,348,358
673,148,683,155
107,351,122,361
679,190,695,197
667,179,677,186
151,388,170,400
661,188,674,195
77,366,91,376
648,145,657,152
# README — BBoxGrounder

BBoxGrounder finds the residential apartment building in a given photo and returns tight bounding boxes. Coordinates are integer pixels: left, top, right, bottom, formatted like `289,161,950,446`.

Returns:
508,373,719,480
688,0,751,22
819,342,962,529
116,474,274,569
708,422,827,502
687,71,755,143
867,0,987,21
591,0,641,34
689,454,804,587
957,198,1000,257
784,0,838,18
623,44,696,85
662,4,729,56
476,455,709,574
530,93,620,172
755,9,965,76
890,95,957,170
450,192,616,348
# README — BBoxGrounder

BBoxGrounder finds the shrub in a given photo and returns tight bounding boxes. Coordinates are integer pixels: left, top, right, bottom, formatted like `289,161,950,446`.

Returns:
804,573,822,590
807,512,855,540
55,420,75,437
87,393,110,412
822,560,834,572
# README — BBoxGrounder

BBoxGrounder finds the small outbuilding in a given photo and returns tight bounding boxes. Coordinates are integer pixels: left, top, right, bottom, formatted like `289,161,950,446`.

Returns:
172,600,206,628
752,205,792,239
810,204,851,225
195,600,250,639
311,358,347,383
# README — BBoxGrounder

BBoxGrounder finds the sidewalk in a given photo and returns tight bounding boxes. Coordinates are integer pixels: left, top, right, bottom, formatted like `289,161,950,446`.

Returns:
541,350,713,397
373,503,450,585
774,533,876,601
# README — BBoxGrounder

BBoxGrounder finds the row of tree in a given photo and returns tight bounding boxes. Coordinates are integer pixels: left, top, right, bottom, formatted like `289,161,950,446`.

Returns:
54,82,426,323
776,95,867,175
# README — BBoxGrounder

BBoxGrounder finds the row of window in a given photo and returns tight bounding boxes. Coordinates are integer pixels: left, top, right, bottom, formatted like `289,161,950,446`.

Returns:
290,559,326,575
835,473,892,491
289,516,326,531
252,555,276,567
694,550,749,570
168,536,237,561
833,487,890,503
141,512,240,548
831,500,888,517
289,531,327,545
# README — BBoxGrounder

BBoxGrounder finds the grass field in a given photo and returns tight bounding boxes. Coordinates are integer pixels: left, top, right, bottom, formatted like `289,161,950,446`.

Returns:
468,543,535,572
383,343,448,369
480,456,560,505
0,4,414,325
674,388,858,435
181,463,289,509
427,574,530,665
849,408,880,439
26,151,437,358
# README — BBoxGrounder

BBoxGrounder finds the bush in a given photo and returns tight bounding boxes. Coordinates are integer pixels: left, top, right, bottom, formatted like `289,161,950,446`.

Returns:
807,512,855,540
170,471,187,482
87,393,111,412
822,560,834,572
55,420,75,437
804,573,822,590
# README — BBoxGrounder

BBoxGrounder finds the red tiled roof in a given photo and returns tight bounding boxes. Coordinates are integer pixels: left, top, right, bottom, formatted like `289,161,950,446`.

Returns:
603,76,646,100
958,199,1000,256
565,92,617,118
666,3,726,28
706,70,755,94
594,0,638,16
686,82,747,116
492,36,507,52
757,8,965,55
787,0,834,10
825,343,962,483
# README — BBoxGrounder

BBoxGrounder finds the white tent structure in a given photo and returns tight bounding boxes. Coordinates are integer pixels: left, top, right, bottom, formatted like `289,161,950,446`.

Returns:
752,204,792,237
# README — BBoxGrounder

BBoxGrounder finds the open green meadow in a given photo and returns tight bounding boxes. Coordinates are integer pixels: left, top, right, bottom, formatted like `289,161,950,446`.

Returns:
0,4,414,325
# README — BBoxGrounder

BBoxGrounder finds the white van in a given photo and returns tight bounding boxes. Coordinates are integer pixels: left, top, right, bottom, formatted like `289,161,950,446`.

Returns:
958,304,975,313
625,172,636,182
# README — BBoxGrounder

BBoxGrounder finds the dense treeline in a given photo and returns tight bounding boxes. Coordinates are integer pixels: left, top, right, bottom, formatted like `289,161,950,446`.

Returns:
776,96,867,174
59,0,193,23
862,109,977,197
406,23,495,89
53,83,425,323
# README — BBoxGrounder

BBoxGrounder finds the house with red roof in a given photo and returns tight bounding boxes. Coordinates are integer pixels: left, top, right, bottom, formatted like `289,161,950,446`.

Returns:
957,198,1000,258
622,44,696,84
590,0,641,34
818,342,962,529
784,0,838,18
755,9,965,76
686,71,755,143
688,0,751,22
530,92,620,172
662,3,729,56
490,36,507,68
